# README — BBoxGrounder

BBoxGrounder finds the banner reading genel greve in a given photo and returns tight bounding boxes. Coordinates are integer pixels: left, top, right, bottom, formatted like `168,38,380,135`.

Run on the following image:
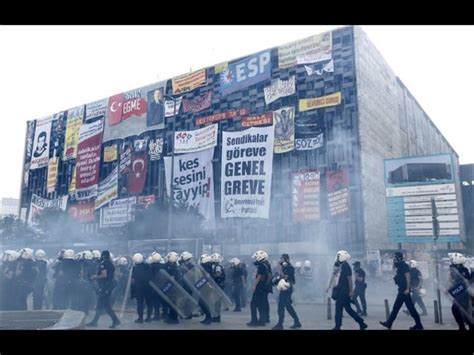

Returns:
221,126,274,219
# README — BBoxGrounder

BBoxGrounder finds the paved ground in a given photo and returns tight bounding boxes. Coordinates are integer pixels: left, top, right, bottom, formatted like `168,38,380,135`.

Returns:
83,300,460,330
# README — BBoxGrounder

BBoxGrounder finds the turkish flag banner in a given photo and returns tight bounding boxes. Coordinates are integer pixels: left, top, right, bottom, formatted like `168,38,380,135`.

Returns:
107,93,124,126
127,151,148,195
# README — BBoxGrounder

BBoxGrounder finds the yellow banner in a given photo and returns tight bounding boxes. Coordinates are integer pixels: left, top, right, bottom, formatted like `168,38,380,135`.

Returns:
63,115,83,160
69,167,76,193
214,62,228,74
47,157,59,193
299,92,341,112
104,144,118,162
172,69,207,95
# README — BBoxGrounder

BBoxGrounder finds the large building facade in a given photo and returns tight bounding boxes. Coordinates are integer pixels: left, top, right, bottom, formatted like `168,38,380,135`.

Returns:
18,26,464,258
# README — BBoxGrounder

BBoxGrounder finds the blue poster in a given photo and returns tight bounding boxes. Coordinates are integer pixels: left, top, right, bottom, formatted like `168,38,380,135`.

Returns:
220,50,272,96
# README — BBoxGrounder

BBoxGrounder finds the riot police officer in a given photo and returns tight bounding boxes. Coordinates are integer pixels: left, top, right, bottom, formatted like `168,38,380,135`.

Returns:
272,254,302,330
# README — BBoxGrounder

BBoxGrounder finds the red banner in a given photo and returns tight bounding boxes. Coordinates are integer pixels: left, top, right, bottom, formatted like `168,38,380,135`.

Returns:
182,91,213,113
292,170,320,222
327,169,350,217
107,93,124,126
68,201,95,223
195,108,249,126
76,121,103,189
138,194,155,206
128,152,148,195
122,98,147,120
241,112,273,128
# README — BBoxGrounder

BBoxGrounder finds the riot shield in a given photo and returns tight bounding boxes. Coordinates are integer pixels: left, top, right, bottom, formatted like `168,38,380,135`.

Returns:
181,261,233,317
149,268,199,319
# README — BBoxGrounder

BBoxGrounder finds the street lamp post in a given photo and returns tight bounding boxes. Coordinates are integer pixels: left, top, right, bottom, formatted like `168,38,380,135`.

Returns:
165,94,178,253
431,197,443,324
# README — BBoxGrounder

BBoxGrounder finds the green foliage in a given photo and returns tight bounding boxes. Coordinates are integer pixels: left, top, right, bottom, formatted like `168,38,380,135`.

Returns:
0,214,37,243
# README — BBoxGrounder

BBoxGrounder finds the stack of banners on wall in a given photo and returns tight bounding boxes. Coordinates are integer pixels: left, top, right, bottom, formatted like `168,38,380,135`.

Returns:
119,143,132,174
278,31,332,69
164,148,215,226
220,50,272,96
214,62,228,74
63,105,84,160
273,107,295,153
172,69,207,95
292,170,320,222
24,120,36,163
30,116,53,170
23,163,30,189
94,166,119,210
50,111,67,158
127,139,148,195
263,76,296,105
304,59,334,76
165,97,183,117
46,157,59,193
85,99,107,123
299,92,341,112
241,112,273,128
327,169,350,217
221,126,274,219
103,144,118,162
75,119,104,201
100,196,136,228
182,91,213,113
174,124,218,154
103,82,167,142
68,166,76,194
195,108,249,126
138,194,155,206
28,194,68,225
295,116,324,151
148,137,164,161
384,154,460,243
68,201,95,223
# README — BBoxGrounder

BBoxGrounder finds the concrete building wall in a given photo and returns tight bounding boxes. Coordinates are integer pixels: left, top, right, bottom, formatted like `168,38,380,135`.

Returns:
353,26,464,251
1,197,19,217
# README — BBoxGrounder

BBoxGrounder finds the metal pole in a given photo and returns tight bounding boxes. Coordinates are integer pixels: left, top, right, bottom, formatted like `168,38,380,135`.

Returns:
166,95,177,254
431,197,443,324
327,297,332,320
384,299,390,320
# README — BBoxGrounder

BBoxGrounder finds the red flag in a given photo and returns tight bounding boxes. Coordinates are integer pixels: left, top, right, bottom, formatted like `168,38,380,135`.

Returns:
127,152,148,195
122,98,147,120
108,93,124,126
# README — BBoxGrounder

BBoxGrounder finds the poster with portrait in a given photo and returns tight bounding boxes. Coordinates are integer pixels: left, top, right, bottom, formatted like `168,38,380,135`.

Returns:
273,107,295,154
30,116,53,170
102,82,166,142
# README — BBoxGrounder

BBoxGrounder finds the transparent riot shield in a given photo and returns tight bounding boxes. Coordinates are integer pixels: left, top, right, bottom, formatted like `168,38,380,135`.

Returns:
181,261,233,317
149,268,199,319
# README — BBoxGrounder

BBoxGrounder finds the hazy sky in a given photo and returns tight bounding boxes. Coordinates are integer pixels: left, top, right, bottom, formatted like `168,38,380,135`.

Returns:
0,25,473,201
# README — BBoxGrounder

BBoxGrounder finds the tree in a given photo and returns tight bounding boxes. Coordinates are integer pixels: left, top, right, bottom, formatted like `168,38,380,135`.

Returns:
113,198,210,241
0,214,37,244
35,207,84,242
